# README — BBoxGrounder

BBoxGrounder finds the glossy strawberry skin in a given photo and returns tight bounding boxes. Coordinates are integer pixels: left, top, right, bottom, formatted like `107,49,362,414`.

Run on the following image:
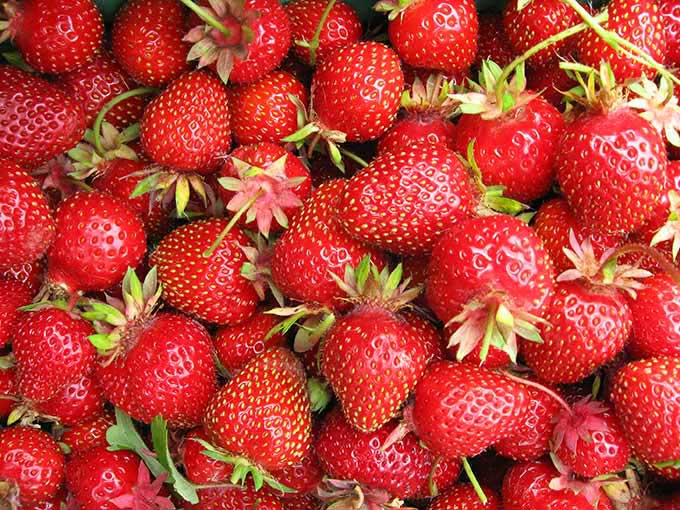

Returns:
312,41,404,142
140,71,231,173
96,312,216,428
285,0,362,65
203,348,311,471
60,412,114,456
662,0,680,66
611,357,680,479
13,308,96,403
230,70,308,145
182,428,234,485
0,367,17,419
452,95,564,202
413,361,530,459
388,0,478,73
556,108,668,235
474,14,514,68
271,180,387,310
269,445,324,496
377,115,457,155
429,484,501,510
0,426,65,505
112,0,190,87
11,0,103,74
47,191,147,293
34,374,104,427
316,408,461,500
151,219,259,325
59,51,147,129
1,259,44,294
0,66,87,168
337,143,476,255
0,279,32,347
193,485,285,510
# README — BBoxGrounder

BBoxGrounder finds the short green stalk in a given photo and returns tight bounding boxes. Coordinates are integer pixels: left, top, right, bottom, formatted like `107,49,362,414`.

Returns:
177,0,232,38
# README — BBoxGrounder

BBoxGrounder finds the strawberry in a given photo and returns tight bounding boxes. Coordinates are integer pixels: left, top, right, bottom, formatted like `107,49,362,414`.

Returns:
1,259,44,294
203,347,311,474
405,311,445,364
662,0,680,67
316,408,461,501
60,51,147,129
526,60,577,109
577,0,666,81
412,361,530,459
229,70,308,145
1,0,103,74
0,66,87,168
269,445,324,498
192,485,285,510
0,367,16,419
112,0,190,87
0,426,64,506
151,218,259,325
552,398,631,478
271,180,386,310
182,428,235,485
214,310,286,375
377,114,457,155
474,14,514,68
60,411,114,456
285,0,362,66
29,374,104,427
627,273,680,358
0,279,32,347
218,142,312,237
378,0,478,74
140,70,231,173
337,143,476,255
12,307,95,402
611,357,680,479
428,484,501,510
46,191,146,294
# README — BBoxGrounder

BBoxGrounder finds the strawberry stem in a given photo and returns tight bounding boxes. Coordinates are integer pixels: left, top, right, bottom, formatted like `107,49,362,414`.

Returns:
338,146,369,168
461,457,488,505
608,243,680,285
203,191,263,258
306,0,336,66
177,0,232,39
503,371,572,414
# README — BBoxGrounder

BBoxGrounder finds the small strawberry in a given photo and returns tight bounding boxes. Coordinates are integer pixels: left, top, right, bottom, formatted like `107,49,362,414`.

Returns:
1,0,103,74
60,411,114,456
474,14,514,68
112,0,190,87
662,0,680,67
428,484,501,510
0,426,64,506
0,279,32,347
0,66,87,168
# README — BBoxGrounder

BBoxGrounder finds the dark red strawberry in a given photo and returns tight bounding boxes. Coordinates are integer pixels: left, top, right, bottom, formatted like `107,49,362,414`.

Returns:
337,143,476,255
13,307,95,402
60,411,114,456
526,59,577,109
0,66,87,168
662,0,680,67
0,367,16,419
474,14,514,68
230,70,308,145
112,0,190,87
0,279,32,347
428,484,501,510
412,361,530,459
31,374,104,427
379,0,478,73
269,445,324,497
0,426,64,506
46,191,146,294
285,0,362,66
2,0,103,74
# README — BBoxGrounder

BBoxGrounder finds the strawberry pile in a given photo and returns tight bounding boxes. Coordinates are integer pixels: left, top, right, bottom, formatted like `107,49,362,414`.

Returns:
1,0,680,509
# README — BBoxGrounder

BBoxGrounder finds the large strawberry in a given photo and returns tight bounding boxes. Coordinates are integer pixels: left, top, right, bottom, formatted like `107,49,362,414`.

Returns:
377,0,478,74
337,143,475,256
112,0,190,87
0,66,86,168
0,426,64,506
412,361,530,459
1,0,103,74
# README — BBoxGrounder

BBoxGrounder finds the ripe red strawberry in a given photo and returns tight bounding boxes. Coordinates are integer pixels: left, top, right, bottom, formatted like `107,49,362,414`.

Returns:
474,14,514,68
269,445,324,498
0,66,87,168
203,347,311,472
140,70,231,173
60,51,147,129
377,114,457,155
0,279,32,347
192,485,285,510
30,374,104,427
0,426,64,506
533,198,623,274
405,311,445,364
611,357,680,479
60,411,114,456
271,180,386,310
0,367,16,419
316,408,460,500
526,59,578,109
337,143,476,255
577,0,666,81
230,70,308,145
183,428,234,485
112,0,190,87
662,0,680,67
2,0,103,74
502,459,614,510
46,191,146,294
218,142,312,237
13,307,95,402
380,0,478,73
627,274,680,358
429,484,501,510
503,0,580,68
412,361,530,459
285,0,362,66
151,218,259,325
184,0,291,84
214,310,286,375
1,259,44,294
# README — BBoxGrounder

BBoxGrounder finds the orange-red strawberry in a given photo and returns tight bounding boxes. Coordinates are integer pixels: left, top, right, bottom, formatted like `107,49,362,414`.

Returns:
2,0,103,74
0,66,87,168
112,0,190,87
428,484,501,510
0,279,32,347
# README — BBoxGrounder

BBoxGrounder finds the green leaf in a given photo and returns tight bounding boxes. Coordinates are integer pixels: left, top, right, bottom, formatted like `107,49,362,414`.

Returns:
88,333,116,352
106,408,166,477
458,103,488,115
151,416,199,504
175,177,191,218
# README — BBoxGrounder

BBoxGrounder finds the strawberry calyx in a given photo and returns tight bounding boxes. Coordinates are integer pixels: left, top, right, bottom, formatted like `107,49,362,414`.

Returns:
0,0,19,43
380,403,415,451
601,468,646,510
109,462,174,510
182,0,259,83
33,156,91,201
559,62,627,116
6,400,58,427
401,73,458,117
548,453,613,507
373,0,415,21
0,480,19,510
131,166,211,219
238,233,284,305
552,397,610,454
68,122,140,179
316,478,416,510
627,75,680,147
265,304,336,353
307,377,331,413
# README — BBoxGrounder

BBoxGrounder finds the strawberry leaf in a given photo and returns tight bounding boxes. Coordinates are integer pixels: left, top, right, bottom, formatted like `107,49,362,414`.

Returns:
106,408,166,478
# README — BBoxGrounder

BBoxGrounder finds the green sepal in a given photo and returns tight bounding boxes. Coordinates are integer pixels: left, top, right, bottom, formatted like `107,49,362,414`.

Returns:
282,123,319,143
131,173,162,199
88,333,118,352
307,377,332,413
175,176,191,218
